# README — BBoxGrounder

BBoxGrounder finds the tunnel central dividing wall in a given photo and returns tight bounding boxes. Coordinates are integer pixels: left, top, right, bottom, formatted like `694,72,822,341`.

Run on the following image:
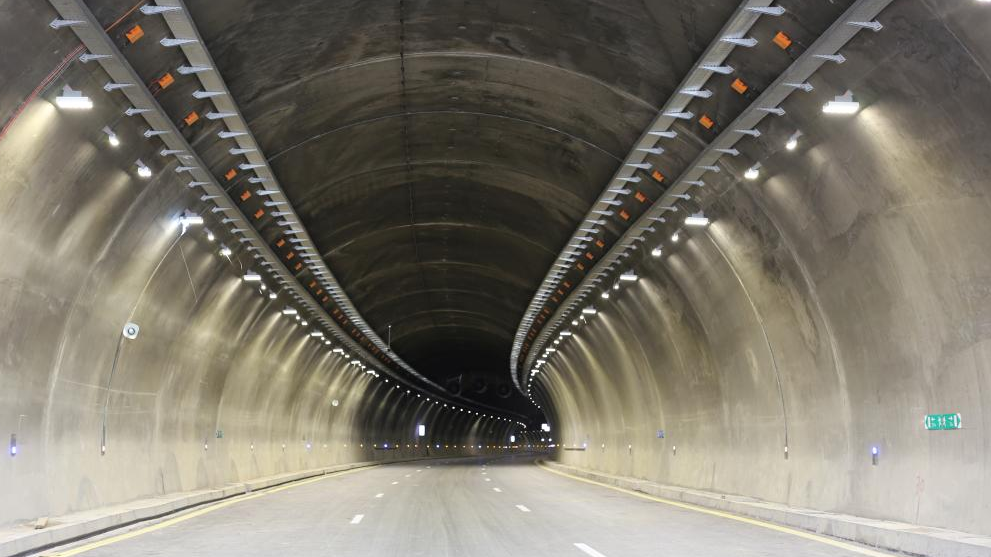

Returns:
537,0,991,537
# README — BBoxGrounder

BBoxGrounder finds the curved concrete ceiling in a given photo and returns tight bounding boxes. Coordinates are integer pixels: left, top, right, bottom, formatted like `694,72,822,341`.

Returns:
160,0,847,415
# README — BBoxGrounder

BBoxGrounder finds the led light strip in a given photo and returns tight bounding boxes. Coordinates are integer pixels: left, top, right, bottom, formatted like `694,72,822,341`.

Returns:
518,0,894,393
46,0,530,423
510,0,781,391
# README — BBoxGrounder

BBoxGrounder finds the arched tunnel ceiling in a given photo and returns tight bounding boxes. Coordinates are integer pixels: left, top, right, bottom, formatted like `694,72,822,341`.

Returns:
104,0,851,415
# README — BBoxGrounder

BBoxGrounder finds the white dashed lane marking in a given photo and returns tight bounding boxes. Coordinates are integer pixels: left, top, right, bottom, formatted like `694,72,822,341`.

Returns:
515,505,531,513
375,493,384,498
493,488,502,493
574,543,608,557
350,514,364,524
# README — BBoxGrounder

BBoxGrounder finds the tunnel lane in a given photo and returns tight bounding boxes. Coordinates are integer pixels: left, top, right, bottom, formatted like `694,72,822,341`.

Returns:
36,456,891,557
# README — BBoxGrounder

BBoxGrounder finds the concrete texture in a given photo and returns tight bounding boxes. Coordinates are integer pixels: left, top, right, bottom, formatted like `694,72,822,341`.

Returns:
1,0,990,555
537,0,991,538
542,460,991,557
22,456,902,557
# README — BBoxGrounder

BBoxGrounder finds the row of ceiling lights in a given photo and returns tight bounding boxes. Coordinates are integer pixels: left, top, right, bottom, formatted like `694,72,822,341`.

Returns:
524,95,868,404
48,5,469,415
45,79,527,433
518,1,888,392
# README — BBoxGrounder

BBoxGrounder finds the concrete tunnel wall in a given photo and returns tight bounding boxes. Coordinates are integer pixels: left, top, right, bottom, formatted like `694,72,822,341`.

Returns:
0,5,514,527
538,0,991,538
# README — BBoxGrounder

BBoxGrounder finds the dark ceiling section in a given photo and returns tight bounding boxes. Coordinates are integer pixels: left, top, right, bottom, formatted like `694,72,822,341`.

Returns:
183,0,739,412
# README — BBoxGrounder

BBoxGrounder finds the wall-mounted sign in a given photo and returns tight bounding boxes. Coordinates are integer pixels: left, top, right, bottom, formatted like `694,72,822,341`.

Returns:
924,413,962,430
656,430,665,439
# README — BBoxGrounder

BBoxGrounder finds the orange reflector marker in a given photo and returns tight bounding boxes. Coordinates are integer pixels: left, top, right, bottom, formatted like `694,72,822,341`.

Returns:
563,281,572,288
157,72,175,89
286,252,295,260
125,25,144,43
773,31,792,50
225,168,238,181
316,289,323,296
595,239,605,248
295,262,303,271
308,281,316,288
276,238,286,248
322,296,329,303
240,190,251,201
551,296,560,303
731,78,748,94
184,111,199,126
253,208,264,219
576,263,585,271
556,289,564,296
635,191,648,203
619,209,630,221
651,170,665,183
699,114,715,129
585,252,595,260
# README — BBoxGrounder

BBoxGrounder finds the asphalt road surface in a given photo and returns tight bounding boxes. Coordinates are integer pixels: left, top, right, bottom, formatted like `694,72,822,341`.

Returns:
38,455,889,557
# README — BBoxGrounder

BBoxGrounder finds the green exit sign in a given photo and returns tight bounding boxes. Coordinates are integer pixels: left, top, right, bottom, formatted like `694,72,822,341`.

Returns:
924,413,962,430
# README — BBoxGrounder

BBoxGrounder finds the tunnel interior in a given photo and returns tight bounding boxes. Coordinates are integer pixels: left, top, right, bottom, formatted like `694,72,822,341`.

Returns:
1,0,990,555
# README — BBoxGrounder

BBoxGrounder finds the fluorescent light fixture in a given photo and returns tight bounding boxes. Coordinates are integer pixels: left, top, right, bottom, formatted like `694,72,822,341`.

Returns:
219,244,232,257
55,85,93,109
601,291,610,299
282,307,297,315
178,212,204,234
581,307,597,315
651,247,663,258
309,331,324,338
560,331,572,337
744,163,761,180
243,271,262,282
785,130,802,151
822,90,860,114
619,271,638,282
685,212,710,226
204,228,215,242
102,126,120,147
135,159,152,178
671,231,681,243
300,320,308,326
269,291,277,300
417,424,426,437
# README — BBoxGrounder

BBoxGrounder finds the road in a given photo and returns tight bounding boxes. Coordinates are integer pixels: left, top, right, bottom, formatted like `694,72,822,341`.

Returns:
38,455,889,557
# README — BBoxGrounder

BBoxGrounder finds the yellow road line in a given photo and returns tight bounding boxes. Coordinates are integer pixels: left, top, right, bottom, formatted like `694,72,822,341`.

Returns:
44,465,379,557
535,461,893,557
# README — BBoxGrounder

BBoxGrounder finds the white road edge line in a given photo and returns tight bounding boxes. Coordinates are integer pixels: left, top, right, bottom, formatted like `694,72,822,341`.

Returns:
375,493,384,498
574,543,608,557
515,504,531,513
493,488,502,492
350,514,364,524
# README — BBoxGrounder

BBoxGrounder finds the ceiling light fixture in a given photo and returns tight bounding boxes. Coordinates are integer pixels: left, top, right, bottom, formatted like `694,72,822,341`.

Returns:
243,271,261,282
785,130,802,151
744,163,761,180
684,212,710,227
102,126,120,147
822,90,860,114
55,85,93,109
135,159,152,178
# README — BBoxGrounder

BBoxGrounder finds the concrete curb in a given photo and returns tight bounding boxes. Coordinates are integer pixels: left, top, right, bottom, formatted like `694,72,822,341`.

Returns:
540,461,991,557
0,455,464,557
